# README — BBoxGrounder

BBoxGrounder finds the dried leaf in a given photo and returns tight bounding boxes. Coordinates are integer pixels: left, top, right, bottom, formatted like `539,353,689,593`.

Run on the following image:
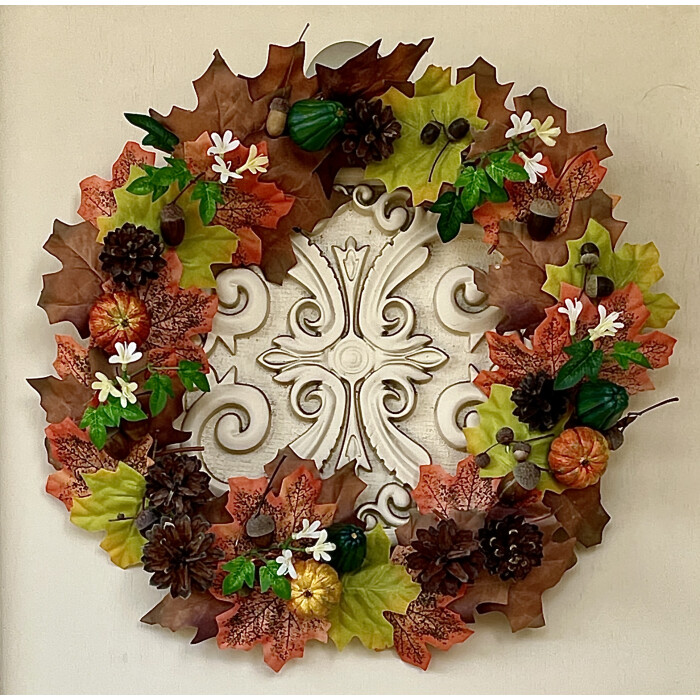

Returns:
384,590,473,670
28,375,93,425
411,457,498,519
53,335,90,385
38,220,107,338
78,141,155,226
543,483,610,548
141,590,233,644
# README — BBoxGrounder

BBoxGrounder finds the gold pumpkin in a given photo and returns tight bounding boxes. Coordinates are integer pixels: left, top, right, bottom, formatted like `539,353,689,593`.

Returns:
548,426,610,489
289,560,342,620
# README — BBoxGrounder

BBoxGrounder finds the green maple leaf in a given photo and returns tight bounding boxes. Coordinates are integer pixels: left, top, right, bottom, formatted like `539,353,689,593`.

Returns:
221,556,256,595
543,219,679,329
610,340,652,370
70,462,147,568
191,180,225,225
463,384,567,493
328,525,420,651
365,65,487,205
98,167,238,288
177,360,210,392
554,338,604,390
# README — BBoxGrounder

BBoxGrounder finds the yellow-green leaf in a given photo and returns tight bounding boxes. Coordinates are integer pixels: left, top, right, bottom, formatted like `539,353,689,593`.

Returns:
98,167,238,288
543,219,679,329
328,525,420,651
463,384,567,493
365,66,487,205
70,462,147,568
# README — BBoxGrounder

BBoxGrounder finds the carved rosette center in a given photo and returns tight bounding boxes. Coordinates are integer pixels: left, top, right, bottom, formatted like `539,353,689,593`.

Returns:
328,336,375,378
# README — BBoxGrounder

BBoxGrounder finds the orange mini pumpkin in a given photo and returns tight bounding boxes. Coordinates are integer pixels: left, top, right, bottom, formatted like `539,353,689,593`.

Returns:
89,291,151,352
548,426,610,489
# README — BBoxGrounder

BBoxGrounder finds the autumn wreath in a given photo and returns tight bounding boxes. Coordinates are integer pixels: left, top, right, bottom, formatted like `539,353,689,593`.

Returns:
30,36,679,671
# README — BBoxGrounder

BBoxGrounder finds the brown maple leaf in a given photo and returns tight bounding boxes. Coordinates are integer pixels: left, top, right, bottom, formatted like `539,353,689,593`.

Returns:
141,590,233,645
38,219,107,338
473,190,626,334
448,502,578,632
45,417,152,509
216,588,329,672
78,142,155,226
543,483,610,548
28,375,93,426
384,590,473,670
411,457,498,519
53,335,91,385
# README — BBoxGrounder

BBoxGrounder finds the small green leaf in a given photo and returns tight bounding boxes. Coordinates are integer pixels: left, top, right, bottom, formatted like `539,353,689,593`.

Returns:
221,556,256,595
555,338,604,390
126,176,155,195
79,407,108,450
486,151,529,187
610,340,652,370
177,360,211,392
474,167,491,193
119,402,149,422
191,181,225,225
455,166,481,212
430,191,470,243
124,113,179,153
144,373,175,417
485,181,509,203
258,560,292,599
164,157,194,190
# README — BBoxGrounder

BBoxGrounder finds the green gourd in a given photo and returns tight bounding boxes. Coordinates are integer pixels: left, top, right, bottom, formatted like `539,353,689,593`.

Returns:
287,99,349,151
327,524,367,574
576,379,629,431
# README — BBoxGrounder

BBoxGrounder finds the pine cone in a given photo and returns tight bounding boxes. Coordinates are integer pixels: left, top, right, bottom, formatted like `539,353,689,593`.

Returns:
145,454,211,517
142,514,222,598
99,223,166,289
341,98,401,166
405,519,483,596
511,371,568,431
478,514,544,581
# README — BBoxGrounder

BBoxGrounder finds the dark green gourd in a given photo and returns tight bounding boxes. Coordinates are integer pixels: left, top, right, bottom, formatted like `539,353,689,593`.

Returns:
287,99,349,151
576,380,629,431
327,524,367,574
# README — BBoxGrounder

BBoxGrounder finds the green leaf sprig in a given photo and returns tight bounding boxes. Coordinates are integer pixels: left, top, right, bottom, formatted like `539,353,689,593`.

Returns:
124,113,179,153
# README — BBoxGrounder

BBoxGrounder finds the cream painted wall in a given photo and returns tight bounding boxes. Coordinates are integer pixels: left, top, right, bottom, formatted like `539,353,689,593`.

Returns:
1,5,699,694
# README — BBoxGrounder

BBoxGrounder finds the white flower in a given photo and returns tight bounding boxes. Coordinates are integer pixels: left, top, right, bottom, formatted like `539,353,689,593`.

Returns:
212,155,243,184
519,151,548,184
505,111,534,139
558,298,583,336
115,375,138,408
207,130,240,157
91,372,120,403
589,305,624,342
236,144,269,176
304,529,336,562
531,116,561,147
292,518,323,541
275,549,298,579
108,341,142,368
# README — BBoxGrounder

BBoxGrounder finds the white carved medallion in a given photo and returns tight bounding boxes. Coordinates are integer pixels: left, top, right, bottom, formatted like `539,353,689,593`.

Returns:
183,184,502,528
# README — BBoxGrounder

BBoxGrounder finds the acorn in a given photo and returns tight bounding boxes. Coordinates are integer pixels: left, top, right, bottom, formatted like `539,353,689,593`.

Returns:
513,461,542,490
580,242,600,267
511,441,532,462
266,96,290,138
420,120,442,145
447,118,470,141
585,274,615,299
135,507,159,535
245,513,276,548
603,426,625,451
475,452,491,469
496,472,533,506
526,198,560,241
160,202,186,247
496,427,515,445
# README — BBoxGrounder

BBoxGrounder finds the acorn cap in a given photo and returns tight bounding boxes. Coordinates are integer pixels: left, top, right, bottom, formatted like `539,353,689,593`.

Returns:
528,197,560,218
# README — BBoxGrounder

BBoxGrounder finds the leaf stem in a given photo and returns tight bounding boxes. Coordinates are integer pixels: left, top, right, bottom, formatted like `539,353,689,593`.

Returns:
155,445,205,457
171,172,205,205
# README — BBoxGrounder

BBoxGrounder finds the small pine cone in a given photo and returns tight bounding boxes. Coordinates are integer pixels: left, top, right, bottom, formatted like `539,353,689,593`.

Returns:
405,518,483,597
478,514,544,582
145,454,211,517
99,223,166,289
511,371,569,432
341,97,401,166
142,514,223,598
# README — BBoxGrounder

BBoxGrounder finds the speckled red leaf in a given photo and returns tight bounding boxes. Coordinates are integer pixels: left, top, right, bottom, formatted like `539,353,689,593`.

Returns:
78,142,155,226
412,457,498,519
141,590,233,644
449,503,578,632
137,250,218,369
216,588,329,672
38,220,107,338
264,447,367,525
513,87,613,176
45,417,152,509
543,483,610,548
384,590,473,670
473,191,626,334
53,335,90,385
317,38,434,100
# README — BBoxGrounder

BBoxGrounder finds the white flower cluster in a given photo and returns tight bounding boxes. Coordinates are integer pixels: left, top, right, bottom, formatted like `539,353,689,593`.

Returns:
505,111,562,184
208,130,269,184
90,341,142,408
275,518,337,580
